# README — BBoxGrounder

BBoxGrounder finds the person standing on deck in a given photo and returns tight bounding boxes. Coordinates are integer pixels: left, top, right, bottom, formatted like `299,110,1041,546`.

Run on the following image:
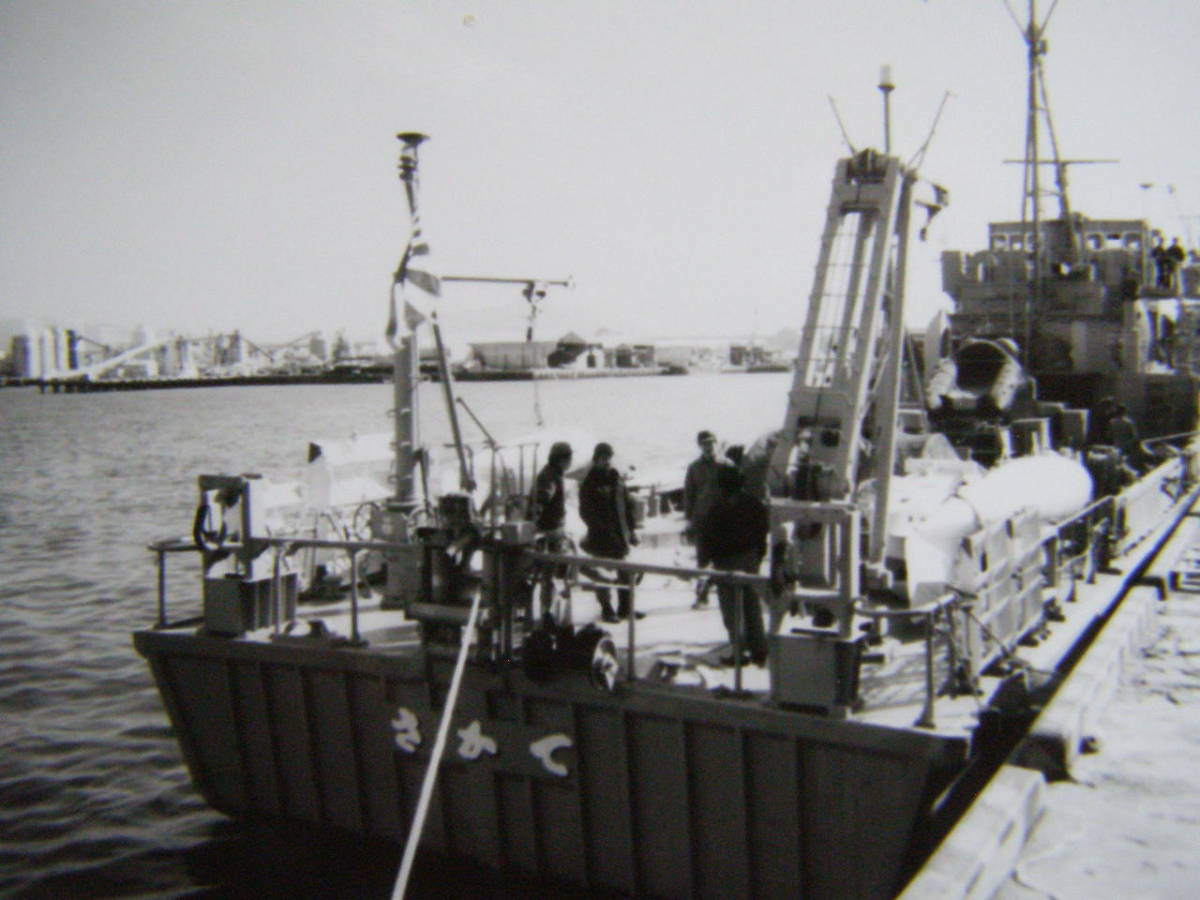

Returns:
1152,233,1169,289
532,441,572,536
531,441,573,616
579,442,641,623
1166,238,1187,293
1091,396,1116,446
684,430,728,607
696,465,769,667
1107,403,1139,460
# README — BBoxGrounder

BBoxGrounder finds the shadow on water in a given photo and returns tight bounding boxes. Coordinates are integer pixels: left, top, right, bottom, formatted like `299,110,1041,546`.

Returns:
6,820,614,900
1,379,789,899
175,822,614,900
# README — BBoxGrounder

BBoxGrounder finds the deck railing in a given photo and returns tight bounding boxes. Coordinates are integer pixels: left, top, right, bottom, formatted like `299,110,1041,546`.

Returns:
148,442,1200,725
853,593,958,728
139,518,1090,728
149,534,398,639
148,537,203,630
1111,454,1189,557
1047,494,1114,587
525,547,773,691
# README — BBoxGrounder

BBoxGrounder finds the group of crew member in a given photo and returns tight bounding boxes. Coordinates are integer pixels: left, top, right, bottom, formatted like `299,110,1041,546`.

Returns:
529,439,641,624
1151,235,1187,292
531,429,770,668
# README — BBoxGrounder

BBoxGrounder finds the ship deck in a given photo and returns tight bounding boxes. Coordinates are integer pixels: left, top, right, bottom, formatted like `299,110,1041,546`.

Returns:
145,451,1200,749
174,518,1173,742
134,474,1200,900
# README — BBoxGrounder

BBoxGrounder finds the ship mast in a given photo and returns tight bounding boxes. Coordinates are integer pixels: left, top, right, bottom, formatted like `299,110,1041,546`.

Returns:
1013,1,1118,362
1019,0,1046,365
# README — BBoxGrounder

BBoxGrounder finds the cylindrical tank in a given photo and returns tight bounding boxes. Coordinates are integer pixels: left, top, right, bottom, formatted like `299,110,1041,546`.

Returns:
897,452,1093,591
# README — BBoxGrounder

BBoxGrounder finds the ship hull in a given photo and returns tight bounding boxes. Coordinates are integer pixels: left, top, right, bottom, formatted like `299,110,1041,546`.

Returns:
134,631,966,898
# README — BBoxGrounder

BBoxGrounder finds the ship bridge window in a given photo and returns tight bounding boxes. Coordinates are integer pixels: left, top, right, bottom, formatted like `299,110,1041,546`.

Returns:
1123,233,1142,250
1086,233,1103,251
1010,235,1024,252
991,235,1008,251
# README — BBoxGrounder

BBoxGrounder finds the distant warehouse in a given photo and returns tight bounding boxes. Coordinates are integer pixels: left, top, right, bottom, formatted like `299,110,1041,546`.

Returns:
467,332,600,371
467,340,557,370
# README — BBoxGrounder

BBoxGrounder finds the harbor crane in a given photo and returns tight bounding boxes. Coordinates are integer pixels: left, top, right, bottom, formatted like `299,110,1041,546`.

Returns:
71,332,116,362
440,275,573,341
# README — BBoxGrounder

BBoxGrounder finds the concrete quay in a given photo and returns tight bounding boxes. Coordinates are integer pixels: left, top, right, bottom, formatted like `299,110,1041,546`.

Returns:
903,509,1200,899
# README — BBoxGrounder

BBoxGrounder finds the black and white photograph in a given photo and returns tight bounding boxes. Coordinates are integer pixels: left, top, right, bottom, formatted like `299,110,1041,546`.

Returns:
3,2,1200,897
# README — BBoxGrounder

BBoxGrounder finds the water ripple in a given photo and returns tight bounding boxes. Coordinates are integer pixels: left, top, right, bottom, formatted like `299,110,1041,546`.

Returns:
0,377,790,897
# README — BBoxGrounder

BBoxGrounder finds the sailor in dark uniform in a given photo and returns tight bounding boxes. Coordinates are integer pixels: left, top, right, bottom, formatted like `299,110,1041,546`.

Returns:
579,442,640,622
531,441,573,617
696,465,769,667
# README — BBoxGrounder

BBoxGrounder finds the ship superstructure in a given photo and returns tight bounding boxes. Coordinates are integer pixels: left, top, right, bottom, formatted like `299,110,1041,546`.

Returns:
938,1,1200,444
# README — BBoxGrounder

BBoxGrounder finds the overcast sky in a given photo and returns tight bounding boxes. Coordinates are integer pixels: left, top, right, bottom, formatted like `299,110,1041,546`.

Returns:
3,0,1199,347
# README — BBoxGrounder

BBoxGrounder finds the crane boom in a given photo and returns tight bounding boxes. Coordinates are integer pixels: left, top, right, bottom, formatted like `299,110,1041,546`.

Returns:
767,148,944,601
441,276,572,287
771,150,915,501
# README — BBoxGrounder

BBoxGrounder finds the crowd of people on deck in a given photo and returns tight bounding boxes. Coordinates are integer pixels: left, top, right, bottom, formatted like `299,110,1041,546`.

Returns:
528,428,770,668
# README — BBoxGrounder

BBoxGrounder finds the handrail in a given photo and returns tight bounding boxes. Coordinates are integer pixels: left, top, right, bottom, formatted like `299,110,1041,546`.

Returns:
853,592,958,728
524,548,770,587
148,539,204,628
149,533,389,634
1141,428,1200,447
148,537,200,553
524,547,780,688
1050,493,1113,584
1054,493,1114,530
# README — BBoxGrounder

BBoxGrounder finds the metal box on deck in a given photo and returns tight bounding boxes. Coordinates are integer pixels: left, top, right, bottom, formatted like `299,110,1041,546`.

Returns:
203,574,297,635
769,630,863,712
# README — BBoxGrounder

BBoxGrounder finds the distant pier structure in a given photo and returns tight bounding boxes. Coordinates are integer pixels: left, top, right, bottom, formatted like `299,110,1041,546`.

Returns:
6,326,351,392
5,323,799,392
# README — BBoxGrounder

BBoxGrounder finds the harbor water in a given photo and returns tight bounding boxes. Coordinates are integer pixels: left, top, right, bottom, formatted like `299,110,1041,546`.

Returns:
0,372,788,899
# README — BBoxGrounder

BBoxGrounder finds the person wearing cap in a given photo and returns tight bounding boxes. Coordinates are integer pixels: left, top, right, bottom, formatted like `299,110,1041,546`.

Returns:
685,431,726,548
579,442,640,622
684,430,729,609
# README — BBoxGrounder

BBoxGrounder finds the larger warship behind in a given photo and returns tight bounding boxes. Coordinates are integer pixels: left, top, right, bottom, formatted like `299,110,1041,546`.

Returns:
134,5,1200,897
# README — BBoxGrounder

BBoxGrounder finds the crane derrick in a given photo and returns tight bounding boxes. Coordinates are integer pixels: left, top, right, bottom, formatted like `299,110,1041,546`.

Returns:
767,149,944,655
